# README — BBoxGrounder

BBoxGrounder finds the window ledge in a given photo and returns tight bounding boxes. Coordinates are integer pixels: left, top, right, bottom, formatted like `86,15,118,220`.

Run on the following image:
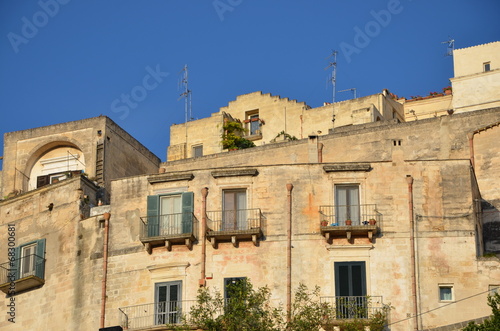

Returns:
211,169,258,178
323,163,371,172
147,173,194,183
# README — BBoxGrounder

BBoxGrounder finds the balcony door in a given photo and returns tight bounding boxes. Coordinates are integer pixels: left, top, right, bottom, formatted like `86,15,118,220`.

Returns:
155,281,182,325
335,185,360,225
334,262,367,319
147,192,194,237
160,195,182,235
20,244,37,278
222,189,247,231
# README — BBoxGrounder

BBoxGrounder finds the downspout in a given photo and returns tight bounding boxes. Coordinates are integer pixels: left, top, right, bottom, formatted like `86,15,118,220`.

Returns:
100,212,111,329
406,176,418,331
286,183,294,322
318,143,324,163
200,187,209,287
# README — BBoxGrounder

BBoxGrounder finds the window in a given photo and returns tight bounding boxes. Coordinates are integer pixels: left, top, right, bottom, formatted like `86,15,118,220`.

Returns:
155,281,182,325
0,239,46,294
16,239,45,281
222,189,247,231
335,262,367,319
192,145,203,158
224,277,246,301
245,110,260,136
335,185,360,225
439,284,454,302
484,62,491,72
147,192,194,237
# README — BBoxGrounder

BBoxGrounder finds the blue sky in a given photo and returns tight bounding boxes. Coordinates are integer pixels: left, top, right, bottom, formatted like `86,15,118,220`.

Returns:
1,0,499,164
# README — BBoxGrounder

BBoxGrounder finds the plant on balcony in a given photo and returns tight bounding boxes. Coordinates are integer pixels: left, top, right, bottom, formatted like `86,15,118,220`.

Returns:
221,120,256,150
321,220,328,227
345,219,352,226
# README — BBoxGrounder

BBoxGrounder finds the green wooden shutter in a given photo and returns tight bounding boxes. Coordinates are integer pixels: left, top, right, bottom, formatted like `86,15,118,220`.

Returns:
14,246,20,280
181,192,194,233
35,239,46,279
147,195,160,237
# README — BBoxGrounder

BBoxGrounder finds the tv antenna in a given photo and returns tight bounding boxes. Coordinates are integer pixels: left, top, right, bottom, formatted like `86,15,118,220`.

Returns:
338,88,357,99
178,64,192,122
325,50,338,103
441,37,455,57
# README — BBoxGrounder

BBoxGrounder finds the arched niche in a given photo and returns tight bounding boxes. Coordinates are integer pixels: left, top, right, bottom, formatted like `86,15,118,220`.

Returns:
26,142,86,191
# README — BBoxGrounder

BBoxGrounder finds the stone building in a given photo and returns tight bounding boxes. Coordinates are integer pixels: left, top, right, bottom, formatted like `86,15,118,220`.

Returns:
0,116,160,330
1,42,499,331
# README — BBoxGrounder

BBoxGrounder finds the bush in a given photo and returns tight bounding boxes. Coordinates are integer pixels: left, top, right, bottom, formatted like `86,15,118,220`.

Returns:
463,292,500,330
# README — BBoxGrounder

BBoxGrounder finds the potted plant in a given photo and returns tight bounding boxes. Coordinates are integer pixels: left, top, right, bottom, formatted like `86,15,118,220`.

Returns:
369,218,377,226
321,220,328,227
345,219,352,226
443,86,452,95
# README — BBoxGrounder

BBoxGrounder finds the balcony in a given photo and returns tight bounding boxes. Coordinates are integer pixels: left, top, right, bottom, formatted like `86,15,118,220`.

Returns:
140,213,199,253
0,254,45,294
206,208,263,247
319,205,381,243
119,300,196,330
320,296,385,322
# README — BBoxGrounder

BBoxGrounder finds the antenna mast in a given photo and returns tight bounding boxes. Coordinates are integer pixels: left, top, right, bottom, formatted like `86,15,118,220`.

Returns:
325,50,338,103
441,37,455,57
338,88,357,99
179,65,192,122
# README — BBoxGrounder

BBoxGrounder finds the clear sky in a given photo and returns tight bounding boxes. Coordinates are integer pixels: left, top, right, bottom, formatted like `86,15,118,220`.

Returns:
1,0,499,164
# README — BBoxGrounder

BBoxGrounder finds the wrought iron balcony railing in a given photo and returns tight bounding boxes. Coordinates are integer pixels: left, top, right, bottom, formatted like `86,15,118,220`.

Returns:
0,254,45,294
119,300,197,330
320,296,385,320
206,208,262,232
140,212,199,239
319,204,381,227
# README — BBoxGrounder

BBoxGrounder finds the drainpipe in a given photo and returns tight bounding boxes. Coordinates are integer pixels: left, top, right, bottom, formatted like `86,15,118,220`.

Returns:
286,183,294,322
406,176,418,331
318,143,324,163
100,212,111,329
200,187,209,287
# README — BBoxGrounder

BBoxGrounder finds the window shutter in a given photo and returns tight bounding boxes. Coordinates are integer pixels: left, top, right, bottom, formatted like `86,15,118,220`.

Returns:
147,195,160,237
37,175,49,188
35,239,46,279
14,246,20,280
181,192,194,233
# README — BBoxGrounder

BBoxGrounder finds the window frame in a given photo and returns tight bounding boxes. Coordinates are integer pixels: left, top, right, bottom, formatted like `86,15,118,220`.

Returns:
438,284,454,302
334,184,361,225
483,62,491,72
155,280,182,325
222,189,248,231
192,144,203,158
245,109,260,136
147,192,194,237
14,239,46,281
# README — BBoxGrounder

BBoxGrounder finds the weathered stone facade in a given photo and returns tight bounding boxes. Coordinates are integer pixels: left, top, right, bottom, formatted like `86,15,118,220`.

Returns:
0,42,499,331
168,90,404,161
